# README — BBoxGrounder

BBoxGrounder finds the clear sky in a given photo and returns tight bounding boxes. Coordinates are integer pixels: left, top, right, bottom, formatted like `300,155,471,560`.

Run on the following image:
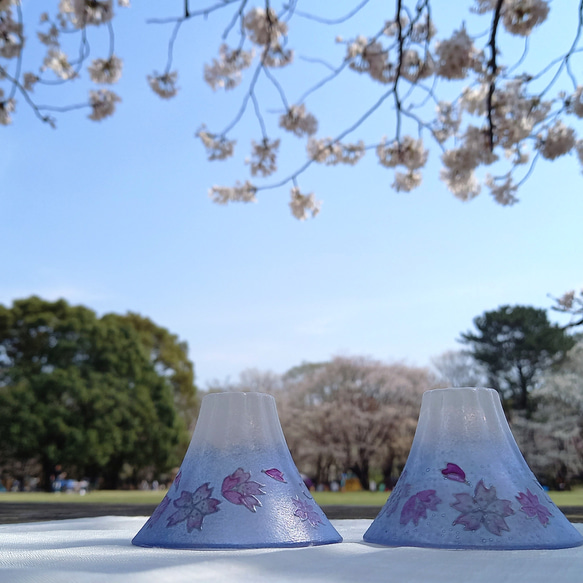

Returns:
1,1,582,387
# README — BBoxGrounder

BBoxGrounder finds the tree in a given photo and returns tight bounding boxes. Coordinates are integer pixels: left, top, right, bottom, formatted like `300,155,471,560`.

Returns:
460,304,575,410
431,349,489,388
1,1,583,219
511,341,583,488
278,356,433,489
0,296,194,488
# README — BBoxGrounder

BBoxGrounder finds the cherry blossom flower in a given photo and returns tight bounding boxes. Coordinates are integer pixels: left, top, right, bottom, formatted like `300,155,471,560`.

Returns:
567,87,583,118
292,496,323,527
167,484,221,532
502,0,550,37
516,489,552,526
452,480,514,536
147,71,178,99
393,170,422,192
485,173,519,206
376,135,428,170
400,489,442,526
289,186,321,220
23,73,39,92
59,0,114,29
88,88,121,121
146,495,171,528
0,10,24,59
399,49,435,82
221,467,265,512
537,120,576,160
246,138,280,177
307,138,365,166
204,44,254,91
37,24,60,47
262,44,294,68
346,36,393,83
279,104,318,137
262,468,286,483
197,126,236,161
435,26,483,80
42,48,77,80
243,7,288,47
88,55,123,84
0,89,15,125
209,181,257,205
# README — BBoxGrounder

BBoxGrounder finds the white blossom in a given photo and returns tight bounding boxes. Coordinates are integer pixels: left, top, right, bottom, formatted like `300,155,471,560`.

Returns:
246,138,280,177
289,187,321,220
59,0,113,28
88,55,123,84
471,0,498,14
88,88,121,121
262,44,294,68
204,44,254,90
243,7,288,47
0,9,24,59
435,26,483,80
209,181,257,204
557,290,576,311
41,48,77,80
434,101,462,142
0,0,15,11
147,71,178,99
576,140,583,171
346,36,393,83
393,171,422,192
37,24,60,47
23,72,39,91
440,167,481,200
118,0,130,6
0,88,15,125
376,135,428,170
567,86,583,119
485,173,519,205
197,126,236,161
279,104,318,137
537,120,576,160
399,49,434,82
307,138,365,166
502,0,550,37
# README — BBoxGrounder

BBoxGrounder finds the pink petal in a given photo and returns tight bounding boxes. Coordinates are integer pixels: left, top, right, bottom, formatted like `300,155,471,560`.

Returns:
242,494,261,512
474,480,497,507
192,483,213,504
400,494,427,526
441,463,466,483
240,480,265,496
173,491,193,508
222,490,244,506
417,489,441,511
451,492,476,514
166,507,190,527
263,468,286,482
186,509,204,532
196,497,221,515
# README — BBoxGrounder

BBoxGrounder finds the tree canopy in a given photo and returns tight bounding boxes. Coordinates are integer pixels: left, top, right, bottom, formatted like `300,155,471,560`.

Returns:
1,1,583,219
460,304,575,410
0,296,197,488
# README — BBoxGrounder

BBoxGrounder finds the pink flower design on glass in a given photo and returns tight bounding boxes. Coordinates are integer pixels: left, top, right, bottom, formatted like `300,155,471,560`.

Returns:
452,480,514,536
441,463,467,483
262,468,286,483
292,496,323,527
221,468,266,512
166,484,221,532
516,489,552,526
400,490,442,526
147,495,171,528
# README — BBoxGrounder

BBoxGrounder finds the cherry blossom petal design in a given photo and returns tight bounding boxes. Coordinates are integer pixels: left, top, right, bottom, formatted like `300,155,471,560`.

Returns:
166,483,221,533
221,467,266,512
452,480,514,536
400,489,442,526
146,495,171,528
441,463,467,483
292,496,323,527
516,489,552,526
262,468,286,483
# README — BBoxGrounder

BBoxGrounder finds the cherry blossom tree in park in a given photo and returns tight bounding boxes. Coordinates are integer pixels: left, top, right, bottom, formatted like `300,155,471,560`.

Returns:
1,0,583,219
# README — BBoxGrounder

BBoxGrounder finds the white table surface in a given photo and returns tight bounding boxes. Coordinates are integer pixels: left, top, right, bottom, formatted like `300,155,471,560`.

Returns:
1,516,582,583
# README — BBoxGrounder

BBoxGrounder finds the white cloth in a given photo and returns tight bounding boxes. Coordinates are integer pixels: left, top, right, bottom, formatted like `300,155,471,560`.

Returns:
1,517,582,583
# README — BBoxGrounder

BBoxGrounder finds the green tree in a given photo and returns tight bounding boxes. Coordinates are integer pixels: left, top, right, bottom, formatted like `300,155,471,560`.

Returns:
0,296,192,489
460,305,575,411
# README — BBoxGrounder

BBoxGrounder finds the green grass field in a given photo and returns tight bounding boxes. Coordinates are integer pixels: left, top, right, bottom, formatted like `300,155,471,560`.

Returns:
1,488,583,506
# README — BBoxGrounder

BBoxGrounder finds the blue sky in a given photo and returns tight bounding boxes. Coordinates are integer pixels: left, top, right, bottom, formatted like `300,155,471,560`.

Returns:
1,1,582,387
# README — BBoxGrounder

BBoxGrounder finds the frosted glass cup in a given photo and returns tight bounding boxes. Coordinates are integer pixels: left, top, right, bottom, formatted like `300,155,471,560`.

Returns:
132,391,342,549
364,387,583,550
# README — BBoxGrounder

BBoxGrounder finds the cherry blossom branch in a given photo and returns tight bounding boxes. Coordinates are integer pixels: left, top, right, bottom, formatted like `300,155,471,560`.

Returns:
486,0,504,150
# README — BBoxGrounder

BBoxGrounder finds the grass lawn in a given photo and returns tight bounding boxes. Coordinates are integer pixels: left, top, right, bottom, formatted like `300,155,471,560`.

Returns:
1,488,583,507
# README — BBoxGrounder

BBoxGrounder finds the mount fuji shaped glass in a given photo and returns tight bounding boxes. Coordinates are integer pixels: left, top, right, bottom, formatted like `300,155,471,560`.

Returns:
364,387,583,550
132,391,342,549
